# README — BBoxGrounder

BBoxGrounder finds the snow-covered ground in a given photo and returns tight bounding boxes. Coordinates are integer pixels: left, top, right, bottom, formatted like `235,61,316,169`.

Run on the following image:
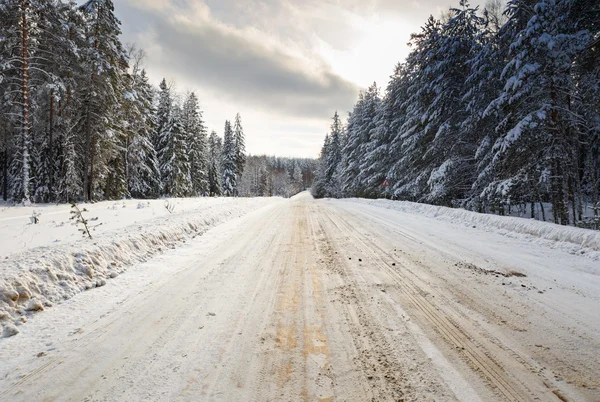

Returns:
341,198,600,260
0,197,283,336
0,193,598,401
0,197,257,257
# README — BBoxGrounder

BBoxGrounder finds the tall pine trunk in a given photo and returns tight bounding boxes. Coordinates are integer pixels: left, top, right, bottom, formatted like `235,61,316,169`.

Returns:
20,0,31,204
83,6,101,202
550,83,568,225
48,89,54,199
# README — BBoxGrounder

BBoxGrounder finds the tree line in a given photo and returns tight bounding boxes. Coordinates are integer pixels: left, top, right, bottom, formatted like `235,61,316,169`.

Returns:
0,0,303,204
313,0,599,226
239,156,316,198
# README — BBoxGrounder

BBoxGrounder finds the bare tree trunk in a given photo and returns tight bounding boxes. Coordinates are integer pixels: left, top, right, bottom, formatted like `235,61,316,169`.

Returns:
540,202,546,222
531,202,535,219
550,83,568,225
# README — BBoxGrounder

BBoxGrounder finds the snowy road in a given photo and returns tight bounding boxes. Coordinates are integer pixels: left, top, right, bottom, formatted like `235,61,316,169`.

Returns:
1,192,599,401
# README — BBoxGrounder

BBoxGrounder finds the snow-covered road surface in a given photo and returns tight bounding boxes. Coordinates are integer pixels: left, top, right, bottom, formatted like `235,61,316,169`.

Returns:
1,192,599,401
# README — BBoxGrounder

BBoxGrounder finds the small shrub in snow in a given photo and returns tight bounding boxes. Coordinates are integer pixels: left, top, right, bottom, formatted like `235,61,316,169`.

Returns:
70,203,102,239
164,200,175,214
30,210,41,224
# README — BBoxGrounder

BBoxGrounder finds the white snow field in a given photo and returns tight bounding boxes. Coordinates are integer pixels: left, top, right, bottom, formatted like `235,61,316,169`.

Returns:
1,192,599,401
0,197,283,335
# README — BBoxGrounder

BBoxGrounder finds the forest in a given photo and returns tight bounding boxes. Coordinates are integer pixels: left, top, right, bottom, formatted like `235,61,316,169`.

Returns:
313,0,599,227
0,0,315,204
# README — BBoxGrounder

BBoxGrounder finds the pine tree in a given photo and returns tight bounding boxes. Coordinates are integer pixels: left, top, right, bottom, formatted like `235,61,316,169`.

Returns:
487,0,590,224
54,3,87,203
78,0,128,201
233,113,246,196
340,82,380,197
1,0,36,204
221,120,236,197
159,105,191,197
182,92,209,196
292,161,303,194
324,111,343,197
155,78,171,155
207,130,222,196
312,134,331,199
123,54,161,199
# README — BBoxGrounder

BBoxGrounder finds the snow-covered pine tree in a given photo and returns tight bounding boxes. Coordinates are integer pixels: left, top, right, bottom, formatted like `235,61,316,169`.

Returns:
207,130,222,196
324,112,343,197
182,92,209,196
221,120,237,197
574,1,600,221
0,1,14,200
233,113,246,196
24,0,81,203
487,0,590,224
367,64,411,200
354,82,382,197
0,0,37,204
78,0,128,201
122,49,161,198
54,3,87,203
312,134,330,198
238,155,268,197
461,8,509,212
340,96,364,197
291,161,303,194
388,16,443,201
415,1,484,205
159,105,191,197
155,78,171,153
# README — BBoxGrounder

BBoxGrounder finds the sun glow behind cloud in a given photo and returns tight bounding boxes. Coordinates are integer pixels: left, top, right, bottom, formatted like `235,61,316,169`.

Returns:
115,0,485,158
317,16,415,89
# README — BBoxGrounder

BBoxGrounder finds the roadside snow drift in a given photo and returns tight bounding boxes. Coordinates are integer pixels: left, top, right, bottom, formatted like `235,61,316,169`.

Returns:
0,198,282,336
340,198,600,258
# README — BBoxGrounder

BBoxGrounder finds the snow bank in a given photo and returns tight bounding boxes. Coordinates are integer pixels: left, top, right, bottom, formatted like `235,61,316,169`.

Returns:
0,198,282,336
341,198,600,257
0,197,250,258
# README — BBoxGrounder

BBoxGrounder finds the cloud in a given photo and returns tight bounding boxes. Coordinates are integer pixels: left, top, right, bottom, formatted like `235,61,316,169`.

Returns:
119,0,360,119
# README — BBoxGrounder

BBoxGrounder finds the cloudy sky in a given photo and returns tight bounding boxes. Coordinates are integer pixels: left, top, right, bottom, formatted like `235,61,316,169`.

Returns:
115,0,485,158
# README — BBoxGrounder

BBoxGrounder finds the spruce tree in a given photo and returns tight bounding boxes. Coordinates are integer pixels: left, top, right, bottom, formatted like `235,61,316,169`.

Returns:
78,0,128,201
207,130,222,196
182,92,209,196
233,113,246,195
159,105,191,197
221,120,237,197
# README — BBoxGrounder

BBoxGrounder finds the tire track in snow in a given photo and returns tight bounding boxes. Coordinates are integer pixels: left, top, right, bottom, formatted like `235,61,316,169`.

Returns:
323,204,563,402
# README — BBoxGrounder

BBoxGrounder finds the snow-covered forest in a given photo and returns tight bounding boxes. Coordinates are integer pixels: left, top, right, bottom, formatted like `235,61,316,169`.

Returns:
313,0,600,227
239,156,316,198
0,0,315,204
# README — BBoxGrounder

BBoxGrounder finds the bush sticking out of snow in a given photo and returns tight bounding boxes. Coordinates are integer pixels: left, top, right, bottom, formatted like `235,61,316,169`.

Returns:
0,198,282,335
30,210,41,224
342,199,600,259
